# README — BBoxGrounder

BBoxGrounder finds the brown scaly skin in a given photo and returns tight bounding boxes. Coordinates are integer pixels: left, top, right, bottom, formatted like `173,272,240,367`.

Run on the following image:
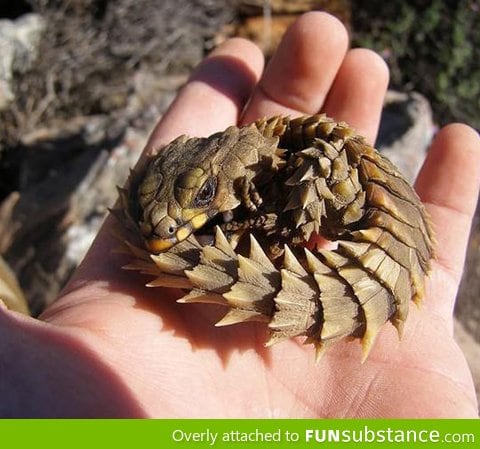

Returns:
113,114,435,361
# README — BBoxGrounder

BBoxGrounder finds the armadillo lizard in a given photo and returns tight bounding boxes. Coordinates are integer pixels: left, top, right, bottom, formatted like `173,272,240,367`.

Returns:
113,114,435,360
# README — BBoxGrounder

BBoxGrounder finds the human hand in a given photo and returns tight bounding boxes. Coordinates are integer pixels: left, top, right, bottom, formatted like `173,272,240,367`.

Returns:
1,12,479,417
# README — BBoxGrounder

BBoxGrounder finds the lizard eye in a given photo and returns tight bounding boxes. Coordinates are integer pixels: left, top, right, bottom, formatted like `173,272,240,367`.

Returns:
193,177,217,208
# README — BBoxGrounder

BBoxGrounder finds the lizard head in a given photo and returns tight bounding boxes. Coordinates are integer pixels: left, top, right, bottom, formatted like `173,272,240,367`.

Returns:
139,166,223,253
134,124,278,253
135,130,244,253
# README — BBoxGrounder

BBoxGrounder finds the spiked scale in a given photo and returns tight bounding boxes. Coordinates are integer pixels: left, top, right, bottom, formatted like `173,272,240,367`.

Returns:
112,114,435,361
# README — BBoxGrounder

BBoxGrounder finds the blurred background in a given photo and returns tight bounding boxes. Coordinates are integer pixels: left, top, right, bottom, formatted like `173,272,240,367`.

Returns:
0,0,479,408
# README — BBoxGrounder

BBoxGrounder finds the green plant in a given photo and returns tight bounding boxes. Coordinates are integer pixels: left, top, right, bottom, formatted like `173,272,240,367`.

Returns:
352,0,480,129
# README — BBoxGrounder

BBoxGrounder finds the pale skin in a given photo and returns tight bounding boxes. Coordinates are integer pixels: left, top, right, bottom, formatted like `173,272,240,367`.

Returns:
1,13,479,417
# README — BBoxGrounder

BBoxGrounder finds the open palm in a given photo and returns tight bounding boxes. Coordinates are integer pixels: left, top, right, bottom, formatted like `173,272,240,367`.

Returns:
1,13,478,417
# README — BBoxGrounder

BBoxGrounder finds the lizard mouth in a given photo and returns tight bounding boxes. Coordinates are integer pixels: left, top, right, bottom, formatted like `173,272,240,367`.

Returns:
146,212,210,253
146,236,177,253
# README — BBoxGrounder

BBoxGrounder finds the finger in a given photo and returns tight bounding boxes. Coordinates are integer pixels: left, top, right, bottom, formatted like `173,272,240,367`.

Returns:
147,37,264,153
242,12,349,123
415,124,480,281
322,48,389,144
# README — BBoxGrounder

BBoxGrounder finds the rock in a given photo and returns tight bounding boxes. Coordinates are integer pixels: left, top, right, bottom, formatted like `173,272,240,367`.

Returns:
231,1,351,58
235,15,298,57
456,203,480,342
0,115,145,314
237,0,350,16
376,90,435,183
0,13,45,111
63,126,146,268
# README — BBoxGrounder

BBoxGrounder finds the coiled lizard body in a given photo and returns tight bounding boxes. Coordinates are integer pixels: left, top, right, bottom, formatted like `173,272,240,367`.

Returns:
114,114,435,360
